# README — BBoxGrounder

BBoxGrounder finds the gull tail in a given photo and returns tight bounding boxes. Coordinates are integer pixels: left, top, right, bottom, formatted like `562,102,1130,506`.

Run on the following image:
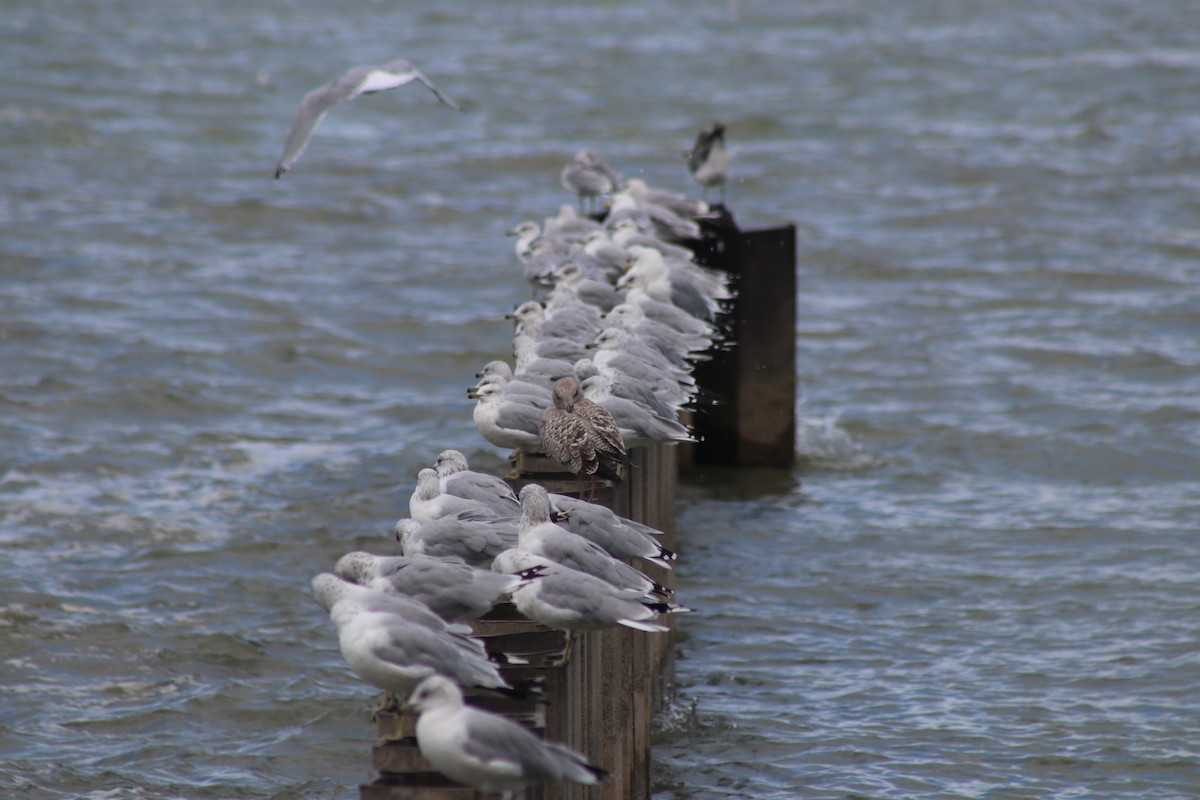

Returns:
617,618,670,633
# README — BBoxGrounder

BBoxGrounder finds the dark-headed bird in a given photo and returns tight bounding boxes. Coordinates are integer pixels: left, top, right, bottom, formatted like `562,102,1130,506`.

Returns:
685,122,733,202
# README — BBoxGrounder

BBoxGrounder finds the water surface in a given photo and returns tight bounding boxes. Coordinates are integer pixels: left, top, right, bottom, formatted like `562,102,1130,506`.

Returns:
2,1,1199,798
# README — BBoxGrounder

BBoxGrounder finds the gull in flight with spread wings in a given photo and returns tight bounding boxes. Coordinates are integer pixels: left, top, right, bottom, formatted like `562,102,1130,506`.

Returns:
274,59,461,178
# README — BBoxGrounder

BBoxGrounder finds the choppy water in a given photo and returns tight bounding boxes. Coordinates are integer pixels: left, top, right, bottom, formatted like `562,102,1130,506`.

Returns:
3,1,1199,798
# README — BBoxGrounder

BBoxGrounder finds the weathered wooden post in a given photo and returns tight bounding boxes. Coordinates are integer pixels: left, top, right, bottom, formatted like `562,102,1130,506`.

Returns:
684,209,797,468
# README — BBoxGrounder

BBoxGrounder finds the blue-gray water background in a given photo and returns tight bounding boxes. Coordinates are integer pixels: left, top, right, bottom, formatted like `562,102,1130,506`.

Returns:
3,1,1199,798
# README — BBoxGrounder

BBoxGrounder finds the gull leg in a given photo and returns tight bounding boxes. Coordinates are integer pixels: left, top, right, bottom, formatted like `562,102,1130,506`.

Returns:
370,691,399,723
388,711,410,742
553,630,577,667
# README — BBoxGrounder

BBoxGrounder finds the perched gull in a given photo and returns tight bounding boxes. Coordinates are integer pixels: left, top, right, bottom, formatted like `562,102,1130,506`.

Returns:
600,319,711,372
275,58,460,178
589,325,692,375
494,550,684,665
434,449,521,517
507,300,602,346
334,551,519,622
624,177,710,219
619,247,719,322
516,485,667,597
519,237,571,288
408,675,605,798
581,230,630,276
542,204,603,240
608,218,696,262
606,302,716,360
310,574,511,731
547,492,676,567
513,337,576,383
615,281,717,342
411,468,498,524
606,189,702,241
580,377,696,448
573,357,680,421
475,359,553,391
539,376,629,495
686,122,734,202
513,331,589,365
469,381,544,452
395,512,519,568
506,221,543,262
550,263,621,312
585,343,693,416
470,375,550,408
560,150,619,213
586,328,695,395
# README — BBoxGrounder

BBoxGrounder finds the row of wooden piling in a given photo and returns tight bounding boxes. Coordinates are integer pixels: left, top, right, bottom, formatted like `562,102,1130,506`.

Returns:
357,207,795,800
360,445,677,800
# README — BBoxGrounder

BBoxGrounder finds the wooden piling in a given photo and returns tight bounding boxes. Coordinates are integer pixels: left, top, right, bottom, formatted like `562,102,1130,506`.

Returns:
684,209,798,468
356,200,793,800
359,443,677,800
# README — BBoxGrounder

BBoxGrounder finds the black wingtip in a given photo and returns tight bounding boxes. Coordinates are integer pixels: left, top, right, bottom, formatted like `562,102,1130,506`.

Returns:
477,681,544,703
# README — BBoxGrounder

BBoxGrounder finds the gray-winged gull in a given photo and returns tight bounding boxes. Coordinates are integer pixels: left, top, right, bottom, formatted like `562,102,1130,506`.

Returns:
395,512,519,568
624,177,710,219
333,551,518,622
469,381,545,452
516,485,667,596
573,357,680,420
560,150,619,213
407,674,605,798
310,574,510,733
433,449,521,517
546,492,676,567
411,468,499,524
494,550,685,665
274,59,460,178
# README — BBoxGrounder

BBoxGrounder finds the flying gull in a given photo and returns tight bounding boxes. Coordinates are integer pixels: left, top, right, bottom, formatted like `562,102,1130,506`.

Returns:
275,58,460,178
